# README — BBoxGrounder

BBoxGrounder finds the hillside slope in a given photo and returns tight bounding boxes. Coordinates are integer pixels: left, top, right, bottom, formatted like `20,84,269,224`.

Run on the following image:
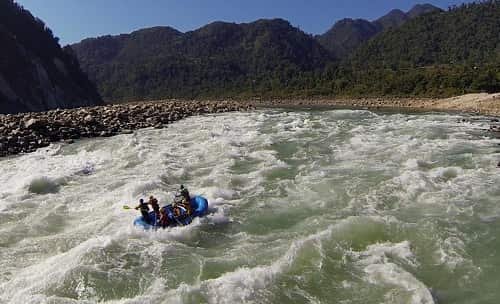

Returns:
317,4,441,58
72,2,499,100
350,2,500,68
0,0,102,114
72,19,332,101
338,1,500,96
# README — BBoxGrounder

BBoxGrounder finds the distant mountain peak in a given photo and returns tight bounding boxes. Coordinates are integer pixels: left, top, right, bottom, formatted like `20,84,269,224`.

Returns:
317,18,378,58
335,18,369,26
130,26,182,36
386,9,406,17
375,9,409,29
318,3,444,58
407,3,442,18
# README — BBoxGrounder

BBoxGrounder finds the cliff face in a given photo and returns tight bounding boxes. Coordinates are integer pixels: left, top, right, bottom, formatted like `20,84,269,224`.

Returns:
0,0,102,114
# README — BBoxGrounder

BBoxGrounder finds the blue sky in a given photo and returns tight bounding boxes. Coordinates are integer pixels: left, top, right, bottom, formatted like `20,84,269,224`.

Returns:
17,0,468,45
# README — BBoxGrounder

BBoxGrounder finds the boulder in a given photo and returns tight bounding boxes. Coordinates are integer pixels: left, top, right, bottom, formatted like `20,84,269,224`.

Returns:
84,114,94,123
24,118,46,129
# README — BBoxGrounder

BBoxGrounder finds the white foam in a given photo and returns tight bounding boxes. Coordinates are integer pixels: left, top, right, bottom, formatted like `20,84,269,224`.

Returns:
433,235,481,280
1,109,498,303
0,236,112,303
351,241,434,304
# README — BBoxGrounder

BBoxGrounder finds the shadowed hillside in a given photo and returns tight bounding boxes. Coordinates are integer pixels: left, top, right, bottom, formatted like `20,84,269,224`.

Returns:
0,0,102,114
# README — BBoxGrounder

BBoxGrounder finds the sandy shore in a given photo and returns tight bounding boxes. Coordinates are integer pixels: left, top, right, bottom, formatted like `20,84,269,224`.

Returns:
256,93,500,117
422,93,500,116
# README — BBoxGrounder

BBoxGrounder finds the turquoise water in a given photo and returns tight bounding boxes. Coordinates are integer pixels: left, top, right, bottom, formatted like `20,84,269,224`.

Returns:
0,109,499,303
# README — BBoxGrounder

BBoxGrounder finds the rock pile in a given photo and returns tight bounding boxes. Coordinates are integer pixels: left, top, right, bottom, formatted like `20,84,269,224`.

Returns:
0,100,254,157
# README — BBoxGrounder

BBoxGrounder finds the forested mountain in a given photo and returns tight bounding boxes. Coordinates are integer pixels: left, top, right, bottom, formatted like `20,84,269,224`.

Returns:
72,1,499,101
315,19,380,59
339,1,500,96
350,2,499,68
73,19,332,101
407,4,443,18
0,0,102,114
374,9,409,30
317,4,441,58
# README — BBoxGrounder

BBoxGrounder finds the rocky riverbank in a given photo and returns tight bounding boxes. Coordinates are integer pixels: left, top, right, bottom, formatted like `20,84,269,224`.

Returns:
2,94,499,158
0,100,253,157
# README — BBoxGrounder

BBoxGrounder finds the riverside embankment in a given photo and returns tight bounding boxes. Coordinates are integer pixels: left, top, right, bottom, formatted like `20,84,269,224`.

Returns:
2,93,499,158
255,93,500,116
0,100,253,157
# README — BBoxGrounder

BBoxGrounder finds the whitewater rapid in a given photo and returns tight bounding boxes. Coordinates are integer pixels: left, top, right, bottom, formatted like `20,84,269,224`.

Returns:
1,108,499,304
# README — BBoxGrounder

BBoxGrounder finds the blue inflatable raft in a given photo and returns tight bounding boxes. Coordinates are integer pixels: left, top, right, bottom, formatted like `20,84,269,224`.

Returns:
134,196,208,229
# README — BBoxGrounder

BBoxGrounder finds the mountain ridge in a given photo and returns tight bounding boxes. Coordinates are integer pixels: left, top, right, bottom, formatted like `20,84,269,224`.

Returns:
71,1,499,100
317,3,442,58
2,0,498,112
72,18,332,101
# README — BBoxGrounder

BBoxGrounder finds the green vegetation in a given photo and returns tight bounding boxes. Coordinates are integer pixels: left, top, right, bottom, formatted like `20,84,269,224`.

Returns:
72,1,500,102
316,19,380,59
316,4,441,60
341,1,500,96
350,2,499,68
73,19,331,101
330,64,500,97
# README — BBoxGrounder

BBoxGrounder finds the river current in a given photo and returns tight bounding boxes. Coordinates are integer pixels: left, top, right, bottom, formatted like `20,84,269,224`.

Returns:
1,108,499,304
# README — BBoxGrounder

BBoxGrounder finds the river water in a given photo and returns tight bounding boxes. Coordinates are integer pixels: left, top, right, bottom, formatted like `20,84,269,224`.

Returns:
0,108,499,304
